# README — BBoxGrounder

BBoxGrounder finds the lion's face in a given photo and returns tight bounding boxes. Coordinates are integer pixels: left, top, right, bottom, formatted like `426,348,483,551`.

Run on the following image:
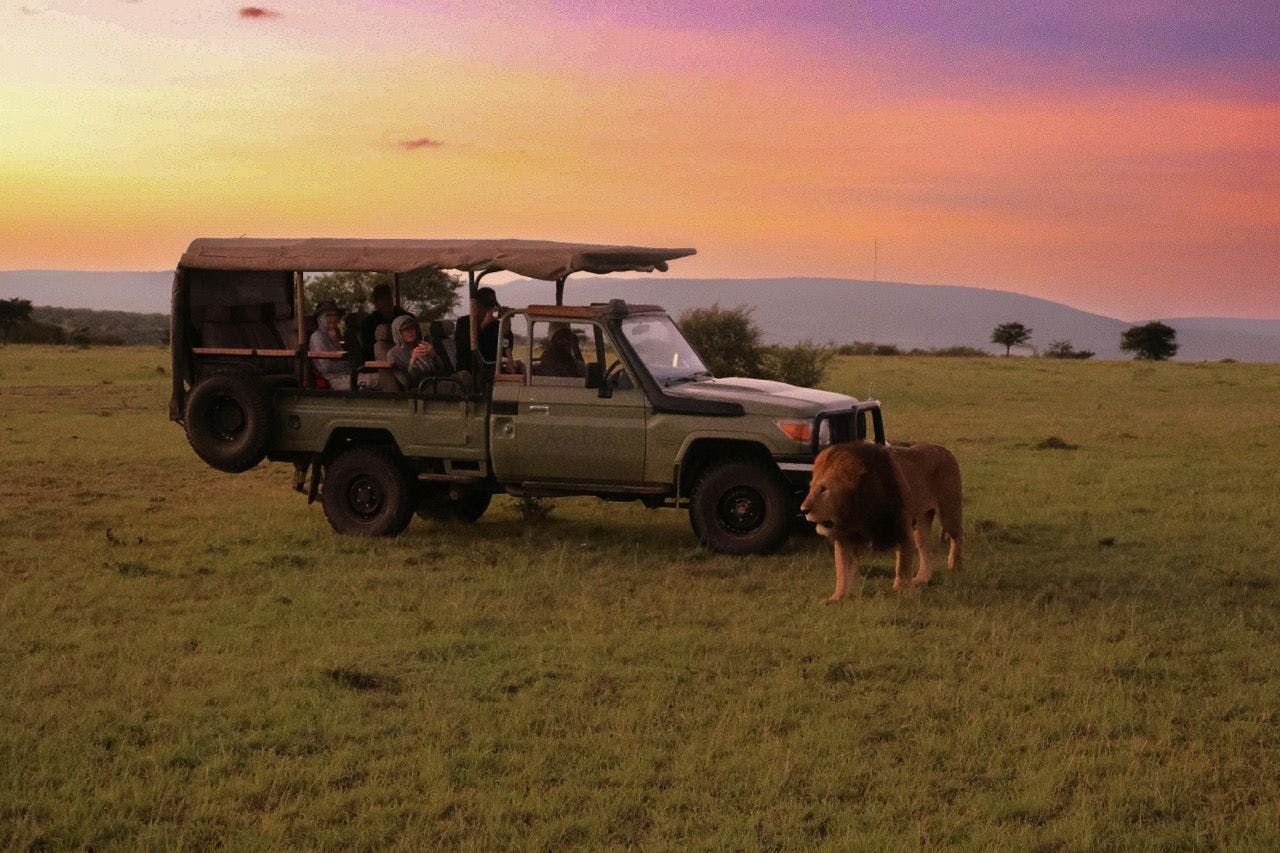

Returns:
800,447,865,538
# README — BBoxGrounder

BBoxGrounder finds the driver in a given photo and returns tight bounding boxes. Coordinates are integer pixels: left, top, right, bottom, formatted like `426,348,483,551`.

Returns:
537,323,587,378
387,315,447,389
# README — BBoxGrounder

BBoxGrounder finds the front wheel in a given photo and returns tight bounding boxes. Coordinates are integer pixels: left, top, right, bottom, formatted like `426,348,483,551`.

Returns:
322,448,414,537
689,460,794,555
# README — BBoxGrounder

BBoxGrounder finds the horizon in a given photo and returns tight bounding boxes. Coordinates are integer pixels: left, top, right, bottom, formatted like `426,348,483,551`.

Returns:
3,267,1278,326
3,2,1278,319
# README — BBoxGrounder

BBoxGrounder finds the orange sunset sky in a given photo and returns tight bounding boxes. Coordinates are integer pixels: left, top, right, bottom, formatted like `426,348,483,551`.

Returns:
1,0,1277,318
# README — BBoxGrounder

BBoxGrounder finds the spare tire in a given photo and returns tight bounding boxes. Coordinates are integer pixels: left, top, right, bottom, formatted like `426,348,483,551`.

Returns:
184,372,272,473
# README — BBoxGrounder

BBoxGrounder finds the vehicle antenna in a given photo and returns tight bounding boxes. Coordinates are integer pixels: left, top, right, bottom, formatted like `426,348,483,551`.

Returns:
872,238,878,281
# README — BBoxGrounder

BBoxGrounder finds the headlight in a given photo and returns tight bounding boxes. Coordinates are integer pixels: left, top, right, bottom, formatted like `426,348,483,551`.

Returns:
776,419,812,443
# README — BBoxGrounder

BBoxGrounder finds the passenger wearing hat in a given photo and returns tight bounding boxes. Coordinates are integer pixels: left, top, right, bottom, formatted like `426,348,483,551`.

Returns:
387,314,448,390
309,300,351,390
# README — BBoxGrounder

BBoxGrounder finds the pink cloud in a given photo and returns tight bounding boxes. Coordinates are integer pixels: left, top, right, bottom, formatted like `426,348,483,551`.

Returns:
239,6,280,19
400,137,444,150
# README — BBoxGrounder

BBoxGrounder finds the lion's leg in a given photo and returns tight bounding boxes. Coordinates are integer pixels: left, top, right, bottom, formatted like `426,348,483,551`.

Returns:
893,538,912,590
827,540,857,603
910,526,933,586
941,504,963,573
947,530,963,573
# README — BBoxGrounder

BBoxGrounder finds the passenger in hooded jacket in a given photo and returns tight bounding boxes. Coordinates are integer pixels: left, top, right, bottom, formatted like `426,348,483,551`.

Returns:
387,315,447,390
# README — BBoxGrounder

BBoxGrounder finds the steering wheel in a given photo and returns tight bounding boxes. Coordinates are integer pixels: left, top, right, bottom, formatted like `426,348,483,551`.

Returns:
603,359,624,386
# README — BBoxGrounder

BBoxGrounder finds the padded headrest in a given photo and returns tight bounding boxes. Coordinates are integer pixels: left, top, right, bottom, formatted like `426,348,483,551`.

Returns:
198,305,234,324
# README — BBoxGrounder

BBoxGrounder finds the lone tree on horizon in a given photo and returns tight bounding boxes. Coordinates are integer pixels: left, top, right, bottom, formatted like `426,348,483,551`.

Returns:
1120,321,1178,361
991,322,1032,356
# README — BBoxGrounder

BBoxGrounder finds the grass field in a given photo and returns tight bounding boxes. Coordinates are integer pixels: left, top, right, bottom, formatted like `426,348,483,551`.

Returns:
3,345,1279,849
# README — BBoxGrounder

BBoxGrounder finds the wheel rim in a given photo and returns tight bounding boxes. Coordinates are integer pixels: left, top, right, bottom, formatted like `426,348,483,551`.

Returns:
715,485,766,535
207,395,246,442
347,474,385,519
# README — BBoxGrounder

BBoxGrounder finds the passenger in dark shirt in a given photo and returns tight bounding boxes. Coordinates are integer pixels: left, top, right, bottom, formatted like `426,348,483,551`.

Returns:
454,286,503,371
360,282,409,362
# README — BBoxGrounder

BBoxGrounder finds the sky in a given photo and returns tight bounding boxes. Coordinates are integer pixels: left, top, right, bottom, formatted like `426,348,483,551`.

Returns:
1,0,1277,319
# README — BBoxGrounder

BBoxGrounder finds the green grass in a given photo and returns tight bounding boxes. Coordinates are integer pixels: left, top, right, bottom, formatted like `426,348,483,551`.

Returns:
3,345,1279,849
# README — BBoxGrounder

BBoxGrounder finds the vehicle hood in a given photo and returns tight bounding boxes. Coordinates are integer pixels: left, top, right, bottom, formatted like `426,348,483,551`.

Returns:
664,377,857,416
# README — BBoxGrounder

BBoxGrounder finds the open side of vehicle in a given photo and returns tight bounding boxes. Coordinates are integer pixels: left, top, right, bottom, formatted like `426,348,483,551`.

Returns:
169,237,886,554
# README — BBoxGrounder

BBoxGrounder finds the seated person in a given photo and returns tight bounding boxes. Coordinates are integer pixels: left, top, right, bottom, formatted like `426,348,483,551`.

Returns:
309,300,351,391
388,315,448,390
359,282,410,362
453,287,503,370
536,323,587,378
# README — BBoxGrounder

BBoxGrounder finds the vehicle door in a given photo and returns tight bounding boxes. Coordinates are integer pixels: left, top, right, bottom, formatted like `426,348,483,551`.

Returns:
495,318,648,484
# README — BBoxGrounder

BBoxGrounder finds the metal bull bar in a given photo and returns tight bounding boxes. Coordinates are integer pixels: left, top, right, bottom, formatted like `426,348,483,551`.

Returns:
810,400,885,455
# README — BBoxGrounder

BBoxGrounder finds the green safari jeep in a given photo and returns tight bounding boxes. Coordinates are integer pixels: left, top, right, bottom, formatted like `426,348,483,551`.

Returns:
169,238,885,555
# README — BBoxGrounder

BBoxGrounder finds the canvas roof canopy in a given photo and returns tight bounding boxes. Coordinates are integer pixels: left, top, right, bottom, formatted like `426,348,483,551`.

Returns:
179,238,696,281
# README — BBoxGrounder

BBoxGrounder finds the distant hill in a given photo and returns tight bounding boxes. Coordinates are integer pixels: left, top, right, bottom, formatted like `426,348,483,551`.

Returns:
491,277,1280,362
0,270,173,314
4,269,1279,361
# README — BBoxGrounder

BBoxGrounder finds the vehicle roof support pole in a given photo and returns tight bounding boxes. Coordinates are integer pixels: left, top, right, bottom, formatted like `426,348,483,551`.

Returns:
555,275,567,306
468,270,479,353
392,272,400,306
294,270,310,387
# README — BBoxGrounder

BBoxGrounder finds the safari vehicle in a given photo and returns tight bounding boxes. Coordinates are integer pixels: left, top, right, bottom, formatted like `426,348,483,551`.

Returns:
169,238,885,554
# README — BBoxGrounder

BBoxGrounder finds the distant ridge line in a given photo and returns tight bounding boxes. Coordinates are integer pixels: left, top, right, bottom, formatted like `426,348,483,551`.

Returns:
3,270,1279,361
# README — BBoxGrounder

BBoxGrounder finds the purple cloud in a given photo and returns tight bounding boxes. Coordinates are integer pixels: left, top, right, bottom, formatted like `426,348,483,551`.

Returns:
551,0,1280,96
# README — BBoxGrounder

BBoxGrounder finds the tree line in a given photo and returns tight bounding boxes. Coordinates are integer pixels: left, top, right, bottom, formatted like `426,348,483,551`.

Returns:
0,299,169,346
990,320,1179,360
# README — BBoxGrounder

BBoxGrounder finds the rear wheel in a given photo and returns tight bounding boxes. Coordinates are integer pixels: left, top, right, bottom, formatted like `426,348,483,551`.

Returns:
689,460,794,555
322,448,414,537
416,486,492,524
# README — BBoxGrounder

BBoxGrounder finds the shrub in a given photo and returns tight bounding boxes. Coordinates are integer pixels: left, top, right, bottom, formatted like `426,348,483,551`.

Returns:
760,341,834,388
835,341,878,356
516,495,554,522
677,304,763,379
1045,340,1094,360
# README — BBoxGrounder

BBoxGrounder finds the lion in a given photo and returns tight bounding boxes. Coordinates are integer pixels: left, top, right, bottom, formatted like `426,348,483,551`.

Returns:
800,441,962,602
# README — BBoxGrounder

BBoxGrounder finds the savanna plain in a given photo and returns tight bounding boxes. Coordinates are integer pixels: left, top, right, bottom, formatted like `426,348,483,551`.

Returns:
2,346,1279,849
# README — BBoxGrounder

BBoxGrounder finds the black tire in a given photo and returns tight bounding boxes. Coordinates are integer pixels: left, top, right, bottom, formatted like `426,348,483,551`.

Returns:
451,489,492,523
415,486,492,524
689,460,794,555
322,448,414,537
184,372,272,473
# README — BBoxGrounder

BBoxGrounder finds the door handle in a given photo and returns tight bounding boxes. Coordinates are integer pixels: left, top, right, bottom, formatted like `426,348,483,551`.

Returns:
528,405,549,413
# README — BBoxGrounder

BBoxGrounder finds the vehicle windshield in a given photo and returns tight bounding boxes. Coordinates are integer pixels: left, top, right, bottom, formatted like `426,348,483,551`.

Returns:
620,315,712,386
